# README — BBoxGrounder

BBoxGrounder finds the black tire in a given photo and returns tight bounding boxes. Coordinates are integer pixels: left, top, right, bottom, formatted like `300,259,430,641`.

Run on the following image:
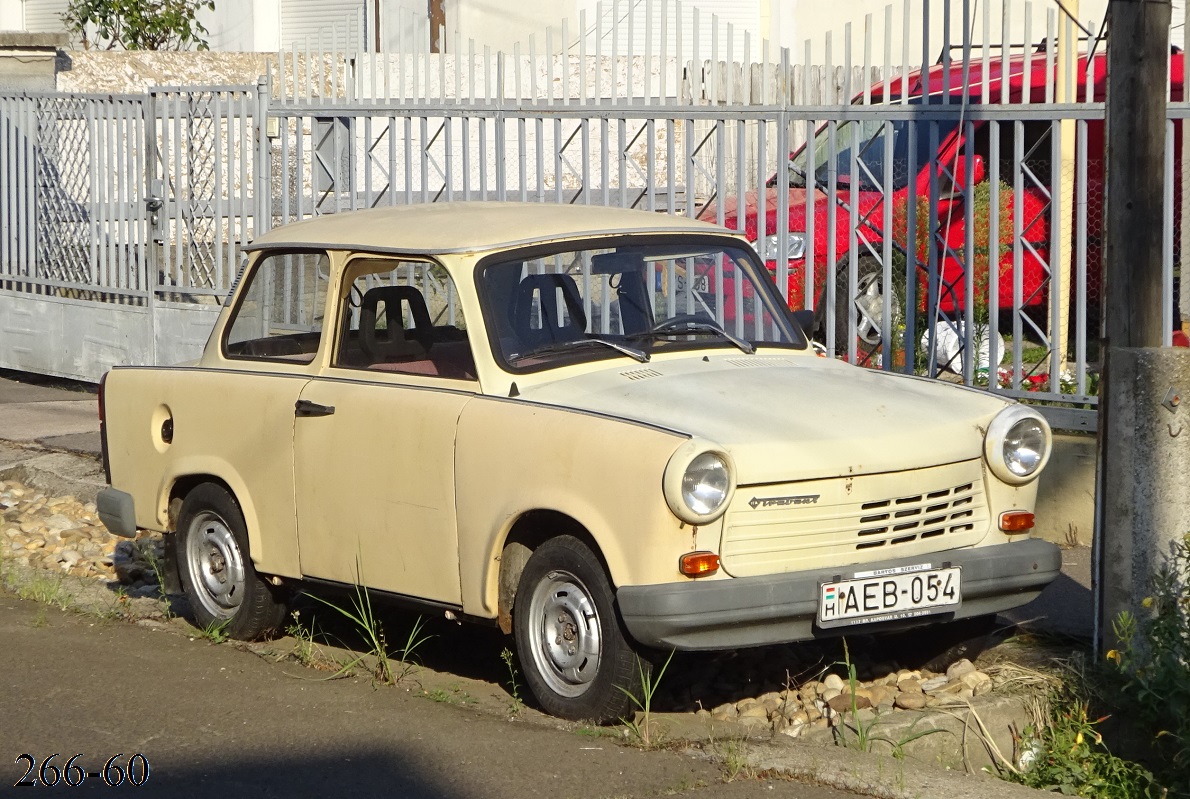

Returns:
513,536,648,723
176,483,288,641
830,257,890,364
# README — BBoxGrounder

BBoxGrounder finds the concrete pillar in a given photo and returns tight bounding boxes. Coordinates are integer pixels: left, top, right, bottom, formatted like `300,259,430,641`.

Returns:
0,32,68,92
1097,348,1190,648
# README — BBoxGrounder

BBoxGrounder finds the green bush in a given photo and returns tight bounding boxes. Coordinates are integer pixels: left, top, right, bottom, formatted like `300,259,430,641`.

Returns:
1107,532,1190,796
1006,689,1163,798
62,0,215,51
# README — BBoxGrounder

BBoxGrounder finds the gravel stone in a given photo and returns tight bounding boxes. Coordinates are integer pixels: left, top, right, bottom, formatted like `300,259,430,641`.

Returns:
946,658,977,680
894,691,929,710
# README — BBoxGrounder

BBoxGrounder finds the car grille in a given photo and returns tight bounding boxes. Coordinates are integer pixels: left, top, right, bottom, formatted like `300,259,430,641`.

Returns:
719,460,989,578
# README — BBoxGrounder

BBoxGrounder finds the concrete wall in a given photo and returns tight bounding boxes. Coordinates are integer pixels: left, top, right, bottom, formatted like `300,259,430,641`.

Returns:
0,31,65,90
0,291,217,382
1034,432,1096,547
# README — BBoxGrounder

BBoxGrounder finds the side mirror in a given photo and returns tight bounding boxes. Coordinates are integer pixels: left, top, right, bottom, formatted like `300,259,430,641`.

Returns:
790,308,816,335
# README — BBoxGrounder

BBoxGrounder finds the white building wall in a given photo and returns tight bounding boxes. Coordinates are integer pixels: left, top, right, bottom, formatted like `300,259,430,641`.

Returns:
0,0,25,29
788,0,1112,68
16,0,67,33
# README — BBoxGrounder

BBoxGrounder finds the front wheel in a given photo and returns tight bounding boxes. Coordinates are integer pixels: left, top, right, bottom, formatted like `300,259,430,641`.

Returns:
513,536,648,722
832,257,896,363
176,483,288,640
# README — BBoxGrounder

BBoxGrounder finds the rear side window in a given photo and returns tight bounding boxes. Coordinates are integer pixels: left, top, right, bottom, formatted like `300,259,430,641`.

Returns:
224,250,330,363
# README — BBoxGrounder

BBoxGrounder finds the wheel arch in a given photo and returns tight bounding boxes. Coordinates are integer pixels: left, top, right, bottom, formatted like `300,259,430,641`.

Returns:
494,509,611,635
163,469,273,576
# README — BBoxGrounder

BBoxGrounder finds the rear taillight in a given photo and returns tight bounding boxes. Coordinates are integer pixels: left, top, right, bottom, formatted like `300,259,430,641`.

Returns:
97,372,107,422
98,372,112,484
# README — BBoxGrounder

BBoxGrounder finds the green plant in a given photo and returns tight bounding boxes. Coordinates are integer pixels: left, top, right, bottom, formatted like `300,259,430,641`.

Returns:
195,617,231,643
285,610,329,669
423,685,474,706
1003,696,1162,797
62,0,215,51
831,639,945,757
500,647,523,717
131,538,174,616
616,650,674,748
718,739,754,782
15,572,71,610
393,615,432,685
309,585,430,687
1105,532,1190,795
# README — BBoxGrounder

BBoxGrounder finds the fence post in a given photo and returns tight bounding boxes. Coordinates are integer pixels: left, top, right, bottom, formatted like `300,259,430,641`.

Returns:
256,74,272,240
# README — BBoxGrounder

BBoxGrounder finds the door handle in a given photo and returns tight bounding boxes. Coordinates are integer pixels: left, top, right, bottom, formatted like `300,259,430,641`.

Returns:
295,399,336,418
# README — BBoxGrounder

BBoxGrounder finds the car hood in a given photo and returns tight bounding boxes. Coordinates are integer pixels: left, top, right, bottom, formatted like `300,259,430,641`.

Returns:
518,354,1008,485
700,188,816,240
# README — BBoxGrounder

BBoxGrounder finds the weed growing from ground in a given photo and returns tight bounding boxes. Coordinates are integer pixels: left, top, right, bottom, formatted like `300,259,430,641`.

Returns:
617,650,674,748
284,609,336,670
1001,688,1163,798
831,639,945,757
423,685,474,706
15,571,71,609
310,585,431,688
195,618,231,643
500,647,523,717
717,739,754,781
1104,532,1190,796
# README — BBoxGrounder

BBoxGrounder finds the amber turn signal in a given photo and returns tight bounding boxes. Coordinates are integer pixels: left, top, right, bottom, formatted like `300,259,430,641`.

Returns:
679,551,720,577
999,511,1035,533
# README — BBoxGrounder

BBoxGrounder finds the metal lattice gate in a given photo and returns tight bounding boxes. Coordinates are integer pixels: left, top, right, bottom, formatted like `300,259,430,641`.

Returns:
150,84,264,299
1,92,152,300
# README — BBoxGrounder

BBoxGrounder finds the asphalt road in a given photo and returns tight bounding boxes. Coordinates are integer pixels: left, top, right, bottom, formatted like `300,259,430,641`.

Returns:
0,593,863,799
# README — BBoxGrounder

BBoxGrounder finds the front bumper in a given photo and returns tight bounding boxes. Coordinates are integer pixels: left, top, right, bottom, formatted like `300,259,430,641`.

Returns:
617,538,1060,650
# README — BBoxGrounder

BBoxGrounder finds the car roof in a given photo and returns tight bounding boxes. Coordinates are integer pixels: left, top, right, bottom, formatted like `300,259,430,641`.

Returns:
870,49,1184,103
245,202,734,256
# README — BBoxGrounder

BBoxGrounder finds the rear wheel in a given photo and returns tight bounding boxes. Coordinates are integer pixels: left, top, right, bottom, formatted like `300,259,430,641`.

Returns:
176,483,287,640
513,536,647,722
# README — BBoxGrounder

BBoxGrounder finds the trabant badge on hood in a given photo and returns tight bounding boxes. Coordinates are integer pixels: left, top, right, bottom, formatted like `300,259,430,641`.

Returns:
748,494,820,509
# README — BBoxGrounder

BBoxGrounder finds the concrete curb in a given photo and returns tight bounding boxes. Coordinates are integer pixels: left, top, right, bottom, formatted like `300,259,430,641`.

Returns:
645,694,1043,799
745,736,1044,799
0,445,105,504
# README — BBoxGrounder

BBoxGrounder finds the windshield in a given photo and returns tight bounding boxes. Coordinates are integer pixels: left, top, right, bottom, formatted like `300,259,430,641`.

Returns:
479,238,805,372
787,109,959,191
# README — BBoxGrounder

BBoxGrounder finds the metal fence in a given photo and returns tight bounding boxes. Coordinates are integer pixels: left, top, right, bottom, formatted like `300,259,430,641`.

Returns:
2,0,1188,433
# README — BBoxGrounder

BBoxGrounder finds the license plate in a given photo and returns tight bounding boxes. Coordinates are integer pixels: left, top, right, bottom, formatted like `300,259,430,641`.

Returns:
817,564,961,628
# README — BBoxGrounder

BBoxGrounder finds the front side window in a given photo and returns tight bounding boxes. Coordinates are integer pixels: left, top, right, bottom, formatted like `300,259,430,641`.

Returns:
225,250,329,363
334,258,476,381
480,238,804,372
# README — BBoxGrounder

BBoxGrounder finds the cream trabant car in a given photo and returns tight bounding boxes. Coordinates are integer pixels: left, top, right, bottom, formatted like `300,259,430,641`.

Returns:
97,202,1059,722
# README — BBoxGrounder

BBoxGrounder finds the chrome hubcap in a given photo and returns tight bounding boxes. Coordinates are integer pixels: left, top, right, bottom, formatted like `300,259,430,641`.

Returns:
853,271,886,346
185,511,245,619
528,569,602,698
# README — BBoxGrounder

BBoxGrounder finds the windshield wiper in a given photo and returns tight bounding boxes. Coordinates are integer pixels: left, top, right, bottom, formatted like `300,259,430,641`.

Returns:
640,316,756,355
512,337,651,364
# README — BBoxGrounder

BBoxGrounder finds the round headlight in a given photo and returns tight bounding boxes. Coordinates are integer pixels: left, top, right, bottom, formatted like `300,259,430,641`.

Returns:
984,406,1051,484
682,452,731,515
663,441,736,525
1004,417,1046,478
